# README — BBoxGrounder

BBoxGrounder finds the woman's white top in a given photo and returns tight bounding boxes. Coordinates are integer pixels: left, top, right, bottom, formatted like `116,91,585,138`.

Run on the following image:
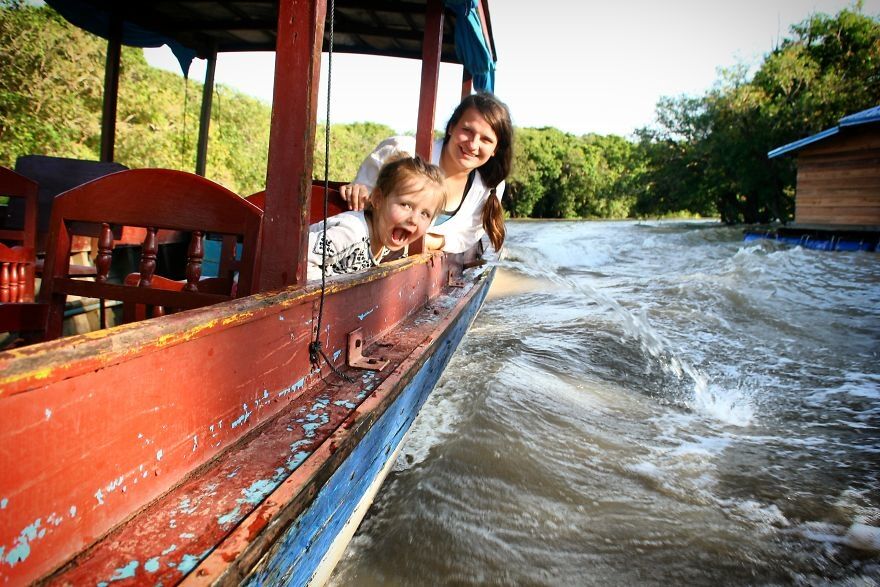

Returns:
352,136,505,254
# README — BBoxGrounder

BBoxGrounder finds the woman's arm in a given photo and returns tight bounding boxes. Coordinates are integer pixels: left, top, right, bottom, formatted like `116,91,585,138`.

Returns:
430,180,505,254
341,136,417,210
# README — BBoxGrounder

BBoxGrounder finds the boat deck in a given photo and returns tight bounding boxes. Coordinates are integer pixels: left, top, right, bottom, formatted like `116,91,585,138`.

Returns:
43,274,483,586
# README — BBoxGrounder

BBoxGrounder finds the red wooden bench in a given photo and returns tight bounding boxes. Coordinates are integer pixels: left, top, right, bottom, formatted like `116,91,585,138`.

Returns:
0,166,48,345
39,169,263,340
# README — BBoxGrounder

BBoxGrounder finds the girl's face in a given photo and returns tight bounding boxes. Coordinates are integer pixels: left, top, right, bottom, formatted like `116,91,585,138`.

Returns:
372,178,444,252
443,107,498,173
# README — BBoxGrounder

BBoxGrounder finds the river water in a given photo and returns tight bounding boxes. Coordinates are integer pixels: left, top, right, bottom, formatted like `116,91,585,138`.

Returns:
329,220,880,586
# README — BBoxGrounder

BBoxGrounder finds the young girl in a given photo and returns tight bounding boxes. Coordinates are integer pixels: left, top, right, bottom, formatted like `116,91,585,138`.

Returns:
307,156,446,281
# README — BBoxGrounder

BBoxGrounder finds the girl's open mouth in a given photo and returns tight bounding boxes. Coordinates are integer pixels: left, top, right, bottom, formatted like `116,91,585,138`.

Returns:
391,227,412,246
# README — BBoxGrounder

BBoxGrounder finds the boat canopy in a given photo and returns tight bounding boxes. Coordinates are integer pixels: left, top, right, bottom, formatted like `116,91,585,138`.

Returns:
43,0,497,89
768,104,880,159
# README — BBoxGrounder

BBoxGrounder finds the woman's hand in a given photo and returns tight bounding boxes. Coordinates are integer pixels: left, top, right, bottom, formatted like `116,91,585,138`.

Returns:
340,183,371,211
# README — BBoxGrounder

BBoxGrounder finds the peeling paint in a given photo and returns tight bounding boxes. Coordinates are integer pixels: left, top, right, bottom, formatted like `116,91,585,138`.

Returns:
192,435,199,452
287,451,310,470
177,550,211,575
69,506,76,517
109,560,138,581
227,467,241,479
357,307,376,320
44,408,52,420
95,489,104,505
179,533,195,539
278,377,306,398
231,403,252,429
217,506,242,527
144,557,160,573
3,518,42,567
333,349,342,361
242,479,275,506
161,544,178,556
333,400,356,409
0,498,7,509
156,449,164,461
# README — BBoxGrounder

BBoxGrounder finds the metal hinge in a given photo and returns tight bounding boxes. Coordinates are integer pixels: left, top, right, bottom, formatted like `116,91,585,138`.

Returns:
346,328,389,371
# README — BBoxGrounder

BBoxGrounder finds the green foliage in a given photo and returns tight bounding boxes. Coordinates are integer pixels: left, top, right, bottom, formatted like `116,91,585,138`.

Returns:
637,6,880,224
3,4,876,222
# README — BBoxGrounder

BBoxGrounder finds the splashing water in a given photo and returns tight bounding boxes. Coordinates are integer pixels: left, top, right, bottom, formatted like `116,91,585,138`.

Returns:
330,221,879,586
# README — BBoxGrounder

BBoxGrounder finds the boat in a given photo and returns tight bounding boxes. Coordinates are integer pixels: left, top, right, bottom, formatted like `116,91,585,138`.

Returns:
0,0,499,584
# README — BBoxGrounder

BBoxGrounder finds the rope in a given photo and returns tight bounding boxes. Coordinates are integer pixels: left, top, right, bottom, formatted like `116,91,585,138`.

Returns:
308,0,354,384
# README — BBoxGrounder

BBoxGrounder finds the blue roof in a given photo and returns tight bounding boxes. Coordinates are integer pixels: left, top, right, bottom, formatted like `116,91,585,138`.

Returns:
768,104,880,159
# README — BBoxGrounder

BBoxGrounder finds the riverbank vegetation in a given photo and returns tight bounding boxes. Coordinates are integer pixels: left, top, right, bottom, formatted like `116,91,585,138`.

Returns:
1,2,878,223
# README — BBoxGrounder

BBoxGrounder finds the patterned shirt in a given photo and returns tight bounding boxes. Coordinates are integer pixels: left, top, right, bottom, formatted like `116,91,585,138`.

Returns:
307,211,379,281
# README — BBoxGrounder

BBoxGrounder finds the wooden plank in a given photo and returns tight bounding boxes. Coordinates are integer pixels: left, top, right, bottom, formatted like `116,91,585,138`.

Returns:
259,0,326,291
797,167,880,185
797,194,880,207
796,209,880,224
797,186,880,199
415,0,443,160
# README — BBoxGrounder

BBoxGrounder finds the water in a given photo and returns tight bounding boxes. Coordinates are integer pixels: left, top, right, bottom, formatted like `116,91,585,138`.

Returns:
329,220,880,585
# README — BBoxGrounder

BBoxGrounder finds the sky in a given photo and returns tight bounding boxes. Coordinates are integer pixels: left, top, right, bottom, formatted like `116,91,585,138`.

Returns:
144,0,879,138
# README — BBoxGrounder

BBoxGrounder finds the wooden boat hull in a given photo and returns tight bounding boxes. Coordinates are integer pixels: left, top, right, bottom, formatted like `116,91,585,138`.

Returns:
0,254,494,586
239,265,492,586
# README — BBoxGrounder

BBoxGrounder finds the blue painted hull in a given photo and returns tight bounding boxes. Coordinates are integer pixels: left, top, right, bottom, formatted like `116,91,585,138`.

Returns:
245,271,494,586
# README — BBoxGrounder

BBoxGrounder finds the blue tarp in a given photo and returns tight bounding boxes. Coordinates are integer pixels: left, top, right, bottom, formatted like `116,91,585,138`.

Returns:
445,0,496,92
44,0,197,77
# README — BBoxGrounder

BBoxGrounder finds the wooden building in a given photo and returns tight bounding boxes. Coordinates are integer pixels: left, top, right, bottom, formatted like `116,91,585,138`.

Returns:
769,105,880,230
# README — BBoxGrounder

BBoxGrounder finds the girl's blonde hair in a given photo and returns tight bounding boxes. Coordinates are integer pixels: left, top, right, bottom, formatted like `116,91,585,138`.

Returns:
372,155,447,216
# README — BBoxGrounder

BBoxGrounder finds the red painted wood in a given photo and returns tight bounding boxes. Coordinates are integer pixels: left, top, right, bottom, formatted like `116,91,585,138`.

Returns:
0,249,462,585
37,169,263,339
0,166,46,341
184,231,204,292
0,166,38,302
246,182,347,223
415,0,443,160
258,0,327,292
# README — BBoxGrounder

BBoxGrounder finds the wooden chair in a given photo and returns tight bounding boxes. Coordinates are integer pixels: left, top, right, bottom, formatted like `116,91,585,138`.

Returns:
0,166,48,344
39,169,262,340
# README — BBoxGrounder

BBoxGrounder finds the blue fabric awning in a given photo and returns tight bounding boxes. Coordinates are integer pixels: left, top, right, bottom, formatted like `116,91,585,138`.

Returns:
445,0,496,92
44,0,197,76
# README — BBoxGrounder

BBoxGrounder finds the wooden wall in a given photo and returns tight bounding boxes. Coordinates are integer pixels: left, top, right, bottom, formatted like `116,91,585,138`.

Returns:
795,125,880,227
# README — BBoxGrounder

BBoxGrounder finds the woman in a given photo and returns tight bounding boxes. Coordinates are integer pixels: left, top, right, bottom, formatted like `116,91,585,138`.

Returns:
341,92,513,253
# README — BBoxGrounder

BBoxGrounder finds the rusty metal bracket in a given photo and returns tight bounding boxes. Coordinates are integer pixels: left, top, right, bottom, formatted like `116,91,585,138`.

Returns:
448,270,465,288
347,328,389,371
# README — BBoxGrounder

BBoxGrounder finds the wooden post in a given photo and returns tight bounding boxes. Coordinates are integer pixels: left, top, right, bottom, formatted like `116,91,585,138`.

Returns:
100,12,122,163
461,70,473,99
196,49,217,177
415,0,443,160
257,0,326,291
413,0,443,255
